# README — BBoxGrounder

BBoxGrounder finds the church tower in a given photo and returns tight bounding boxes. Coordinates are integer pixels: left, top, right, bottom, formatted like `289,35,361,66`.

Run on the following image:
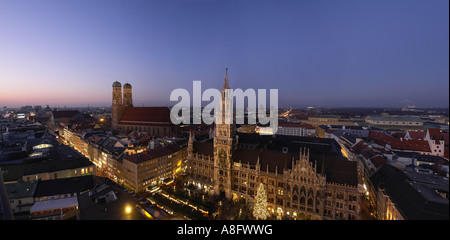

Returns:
188,130,194,158
213,68,238,199
111,81,123,129
123,83,133,108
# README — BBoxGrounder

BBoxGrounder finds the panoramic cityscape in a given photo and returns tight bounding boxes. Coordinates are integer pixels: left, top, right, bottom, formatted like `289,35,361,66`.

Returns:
0,0,448,233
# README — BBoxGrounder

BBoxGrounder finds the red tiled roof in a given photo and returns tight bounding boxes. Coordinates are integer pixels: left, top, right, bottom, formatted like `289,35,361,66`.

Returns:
260,151,292,174
368,131,392,144
119,107,171,123
391,139,430,152
427,128,443,141
392,132,406,139
372,146,392,154
369,131,431,152
193,141,214,158
406,131,426,140
351,140,371,153
444,146,449,160
123,148,170,164
123,142,182,164
369,155,388,168
442,132,449,145
318,157,358,186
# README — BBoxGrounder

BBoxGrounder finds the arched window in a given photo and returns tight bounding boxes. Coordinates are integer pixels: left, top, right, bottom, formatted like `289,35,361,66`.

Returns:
293,185,299,195
300,196,306,204
308,188,314,197
300,186,306,196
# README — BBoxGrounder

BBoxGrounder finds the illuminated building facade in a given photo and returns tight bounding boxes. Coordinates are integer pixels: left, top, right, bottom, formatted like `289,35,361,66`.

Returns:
371,164,448,220
276,122,315,137
186,71,364,220
121,140,187,192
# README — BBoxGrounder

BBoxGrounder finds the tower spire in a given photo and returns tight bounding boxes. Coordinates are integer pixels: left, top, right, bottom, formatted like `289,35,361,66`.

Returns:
188,130,194,157
189,130,194,143
223,68,229,90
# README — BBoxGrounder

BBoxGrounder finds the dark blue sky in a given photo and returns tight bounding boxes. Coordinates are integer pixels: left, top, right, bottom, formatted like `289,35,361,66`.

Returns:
0,0,448,108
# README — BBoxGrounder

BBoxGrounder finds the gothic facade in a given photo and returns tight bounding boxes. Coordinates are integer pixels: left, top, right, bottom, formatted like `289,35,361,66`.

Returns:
186,70,364,220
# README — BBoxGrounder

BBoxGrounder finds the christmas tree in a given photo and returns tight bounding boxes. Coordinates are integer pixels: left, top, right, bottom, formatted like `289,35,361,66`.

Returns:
253,183,270,220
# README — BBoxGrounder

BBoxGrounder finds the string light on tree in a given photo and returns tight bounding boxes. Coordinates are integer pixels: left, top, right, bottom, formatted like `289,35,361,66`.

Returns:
253,183,270,220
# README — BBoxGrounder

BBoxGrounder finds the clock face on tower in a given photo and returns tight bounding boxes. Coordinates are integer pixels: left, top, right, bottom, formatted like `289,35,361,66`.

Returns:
219,149,227,166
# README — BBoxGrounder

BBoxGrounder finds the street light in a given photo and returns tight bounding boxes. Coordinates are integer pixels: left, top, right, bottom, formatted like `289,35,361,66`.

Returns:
125,204,132,214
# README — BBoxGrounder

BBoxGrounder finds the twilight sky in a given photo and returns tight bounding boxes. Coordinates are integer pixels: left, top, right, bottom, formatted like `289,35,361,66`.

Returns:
0,0,448,108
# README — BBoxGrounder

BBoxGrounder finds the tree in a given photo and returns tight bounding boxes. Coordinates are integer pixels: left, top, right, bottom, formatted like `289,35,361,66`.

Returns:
253,183,270,220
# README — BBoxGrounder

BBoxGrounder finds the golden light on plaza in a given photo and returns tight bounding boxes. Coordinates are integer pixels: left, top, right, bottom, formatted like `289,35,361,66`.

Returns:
125,204,132,214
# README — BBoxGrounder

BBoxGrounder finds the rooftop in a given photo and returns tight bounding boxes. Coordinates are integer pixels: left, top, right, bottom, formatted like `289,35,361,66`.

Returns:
34,175,94,198
52,110,82,119
0,173,14,220
309,115,339,119
427,128,445,141
406,130,426,140
278,122,315,129
193,140,214,158
119,107,171,124
319,125,371,130
30,196,78,214
0,152,95,182
368,115,424,122
368,131,431,152
192,134,358,186
77,177,150,220
369,155,388,169
371,164,449,220
123,140,186,164
4,180,38,199
93,136,127,156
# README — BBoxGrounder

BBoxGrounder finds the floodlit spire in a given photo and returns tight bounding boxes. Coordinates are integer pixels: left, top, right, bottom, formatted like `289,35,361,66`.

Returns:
189,130,194,143
223,68,230,90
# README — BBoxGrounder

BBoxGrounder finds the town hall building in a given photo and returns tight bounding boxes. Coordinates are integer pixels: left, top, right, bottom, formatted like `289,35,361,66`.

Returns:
186,70,364,220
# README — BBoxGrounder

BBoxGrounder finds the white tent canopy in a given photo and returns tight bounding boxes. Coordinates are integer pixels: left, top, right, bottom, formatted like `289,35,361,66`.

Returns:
30,197,78,213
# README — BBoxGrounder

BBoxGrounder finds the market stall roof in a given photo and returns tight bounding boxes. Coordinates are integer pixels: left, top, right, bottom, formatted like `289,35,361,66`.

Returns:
30,197,78,213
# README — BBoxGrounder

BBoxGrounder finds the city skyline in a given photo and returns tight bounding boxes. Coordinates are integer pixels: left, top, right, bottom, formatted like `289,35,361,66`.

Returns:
1,1,449,223
0,0,448,108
